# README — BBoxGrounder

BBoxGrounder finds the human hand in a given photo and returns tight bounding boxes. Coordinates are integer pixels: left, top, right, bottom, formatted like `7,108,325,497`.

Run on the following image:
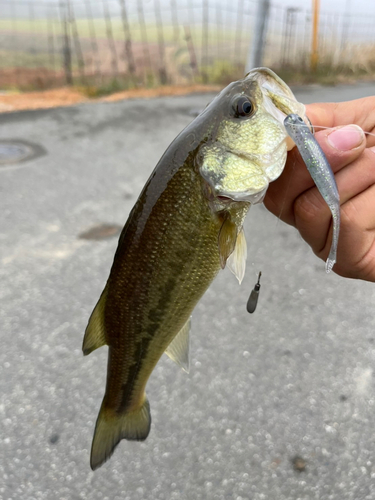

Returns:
264,97,375,281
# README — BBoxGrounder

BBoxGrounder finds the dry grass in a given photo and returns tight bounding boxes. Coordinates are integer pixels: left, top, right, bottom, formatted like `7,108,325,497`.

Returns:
0,83,221,114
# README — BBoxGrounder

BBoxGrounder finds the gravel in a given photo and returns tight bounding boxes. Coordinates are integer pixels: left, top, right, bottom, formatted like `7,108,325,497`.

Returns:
1,81,375,500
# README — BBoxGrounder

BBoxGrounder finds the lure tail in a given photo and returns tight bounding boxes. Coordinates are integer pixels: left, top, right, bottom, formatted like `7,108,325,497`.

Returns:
90,397,151,470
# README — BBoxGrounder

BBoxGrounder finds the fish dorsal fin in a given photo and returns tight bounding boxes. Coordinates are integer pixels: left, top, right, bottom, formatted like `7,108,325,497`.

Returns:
218,215,238,269
165,317,191,373
227,227,247,284
82,286,108,356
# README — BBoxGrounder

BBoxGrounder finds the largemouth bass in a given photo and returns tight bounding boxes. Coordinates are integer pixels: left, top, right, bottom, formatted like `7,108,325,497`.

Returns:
83,67,307,470
284,113,340,272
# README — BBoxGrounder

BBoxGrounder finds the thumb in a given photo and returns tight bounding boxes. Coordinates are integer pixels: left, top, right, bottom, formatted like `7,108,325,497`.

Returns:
316,124,366,173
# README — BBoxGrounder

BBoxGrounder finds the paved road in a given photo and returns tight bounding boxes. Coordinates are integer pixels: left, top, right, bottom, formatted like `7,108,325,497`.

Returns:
1,81,375,500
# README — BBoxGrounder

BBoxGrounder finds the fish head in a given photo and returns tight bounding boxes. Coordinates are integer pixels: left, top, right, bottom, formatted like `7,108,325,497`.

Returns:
199,67,307,204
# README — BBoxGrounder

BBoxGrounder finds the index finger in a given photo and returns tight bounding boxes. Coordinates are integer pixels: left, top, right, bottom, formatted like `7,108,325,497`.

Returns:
306,98,375,147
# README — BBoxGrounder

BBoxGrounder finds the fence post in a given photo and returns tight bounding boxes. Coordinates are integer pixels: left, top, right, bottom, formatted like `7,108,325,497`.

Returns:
59,0,73,85
84,0,102,79
234,0,244,64
154,0,168,84
340,0,351,54
10,1,20,87
245,0,270,72
281,7,298,67
137,0,153,82
102,0,119,76
47,5,56,81
184,24,199,79
311,0,320,71
201,0,209,82
68,0,86,83
118,0,136,76
171,0,179,43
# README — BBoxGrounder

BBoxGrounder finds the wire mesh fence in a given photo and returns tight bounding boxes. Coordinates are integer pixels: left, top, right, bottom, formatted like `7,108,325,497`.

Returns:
1,0,375,91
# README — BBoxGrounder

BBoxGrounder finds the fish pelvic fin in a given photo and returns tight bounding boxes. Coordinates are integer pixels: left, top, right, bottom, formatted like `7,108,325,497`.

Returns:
90,396,151,471
218,215,238,269
227,227,247,284
82,286,108,356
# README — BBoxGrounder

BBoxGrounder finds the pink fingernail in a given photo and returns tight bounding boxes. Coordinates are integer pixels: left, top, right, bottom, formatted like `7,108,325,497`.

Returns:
327,125,364,151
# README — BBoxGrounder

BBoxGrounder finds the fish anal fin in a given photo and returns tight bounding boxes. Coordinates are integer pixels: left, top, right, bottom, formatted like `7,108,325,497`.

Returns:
82,286,108,356
227,227,247,284
90,396,151,470
218,215,238,269
165,317,191,373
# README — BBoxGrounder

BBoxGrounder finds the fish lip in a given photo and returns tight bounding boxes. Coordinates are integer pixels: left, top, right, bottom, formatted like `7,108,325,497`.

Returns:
216,186,268,204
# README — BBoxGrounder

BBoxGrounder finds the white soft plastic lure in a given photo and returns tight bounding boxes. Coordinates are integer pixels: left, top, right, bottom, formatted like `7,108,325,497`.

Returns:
284,113,340,273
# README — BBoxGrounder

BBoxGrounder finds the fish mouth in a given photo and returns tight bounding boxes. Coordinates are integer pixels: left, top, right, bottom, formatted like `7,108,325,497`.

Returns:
222,187,268,204
247,67,308,131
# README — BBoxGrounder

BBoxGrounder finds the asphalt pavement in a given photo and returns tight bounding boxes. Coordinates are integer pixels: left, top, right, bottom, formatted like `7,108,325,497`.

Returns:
1,80,375,500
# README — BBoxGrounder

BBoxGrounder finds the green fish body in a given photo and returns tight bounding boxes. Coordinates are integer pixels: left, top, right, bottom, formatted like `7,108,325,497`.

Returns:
83,68,306,470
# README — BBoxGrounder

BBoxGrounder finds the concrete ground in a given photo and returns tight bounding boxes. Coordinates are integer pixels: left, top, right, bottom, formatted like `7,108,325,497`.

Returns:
1,81,375,500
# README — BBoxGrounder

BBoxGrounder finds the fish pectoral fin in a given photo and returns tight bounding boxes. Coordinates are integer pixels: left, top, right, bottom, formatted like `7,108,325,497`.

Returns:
165,317,191,374
218,215,238,269
90,396,151,470
227,227,247,284
82,286,108,356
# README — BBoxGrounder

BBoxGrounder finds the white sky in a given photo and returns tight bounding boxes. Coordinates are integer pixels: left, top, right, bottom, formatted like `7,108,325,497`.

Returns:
6,0,375,19
273,0,375,16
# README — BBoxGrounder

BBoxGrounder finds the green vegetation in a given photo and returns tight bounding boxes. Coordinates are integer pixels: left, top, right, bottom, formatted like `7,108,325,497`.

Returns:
276,53,375,86
198,60,244,85
0,50,53,69
77,77,137,97
0,18,238,45
1,15,375,93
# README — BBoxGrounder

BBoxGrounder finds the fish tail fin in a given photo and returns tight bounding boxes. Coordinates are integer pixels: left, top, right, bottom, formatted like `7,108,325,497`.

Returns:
83,286,108,356
90,396,151,471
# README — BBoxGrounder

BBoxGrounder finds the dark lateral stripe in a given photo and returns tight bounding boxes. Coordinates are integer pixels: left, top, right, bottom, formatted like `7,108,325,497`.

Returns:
118,336,152,413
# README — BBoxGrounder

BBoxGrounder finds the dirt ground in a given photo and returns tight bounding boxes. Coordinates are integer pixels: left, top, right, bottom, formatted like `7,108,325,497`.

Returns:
0,84,221,114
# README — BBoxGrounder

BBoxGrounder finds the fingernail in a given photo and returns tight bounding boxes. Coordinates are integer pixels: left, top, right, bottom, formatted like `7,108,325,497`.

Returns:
327,125,364,151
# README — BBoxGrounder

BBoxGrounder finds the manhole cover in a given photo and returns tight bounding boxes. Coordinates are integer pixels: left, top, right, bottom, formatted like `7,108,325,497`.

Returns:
79,223,122,240
0,139,46,166
0,143,32,163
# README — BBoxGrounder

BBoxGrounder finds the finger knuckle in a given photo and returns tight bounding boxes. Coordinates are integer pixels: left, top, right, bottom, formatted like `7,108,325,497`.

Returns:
294,191,324,224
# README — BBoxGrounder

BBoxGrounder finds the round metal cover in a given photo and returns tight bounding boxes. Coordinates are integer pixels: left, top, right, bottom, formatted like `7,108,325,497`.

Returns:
0,139,46,166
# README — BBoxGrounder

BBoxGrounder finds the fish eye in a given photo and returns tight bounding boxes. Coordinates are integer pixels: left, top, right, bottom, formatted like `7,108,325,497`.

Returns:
297,116,304,122
233,96,254,118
